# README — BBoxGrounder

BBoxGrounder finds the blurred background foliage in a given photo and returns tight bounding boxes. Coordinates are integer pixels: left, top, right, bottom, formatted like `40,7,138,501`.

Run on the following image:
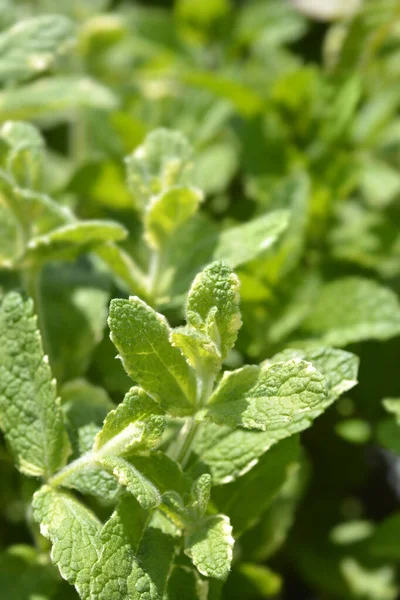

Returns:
1,1,400,599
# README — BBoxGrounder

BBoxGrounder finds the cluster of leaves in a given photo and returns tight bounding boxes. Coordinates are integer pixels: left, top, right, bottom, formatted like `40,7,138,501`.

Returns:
0,1,400,599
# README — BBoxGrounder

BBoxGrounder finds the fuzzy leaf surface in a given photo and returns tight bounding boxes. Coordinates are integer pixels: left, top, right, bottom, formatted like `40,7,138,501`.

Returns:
109,296,196,416
0,292,70,477
94,386,165,456
186,261,242,360
185,515,234,580
206,359,327,431
32,486,101,599
89,495,148,599
99,456,162,509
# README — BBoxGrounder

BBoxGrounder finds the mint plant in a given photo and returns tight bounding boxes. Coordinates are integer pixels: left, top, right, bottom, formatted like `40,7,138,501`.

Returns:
0,261,358,598
1,2,400,599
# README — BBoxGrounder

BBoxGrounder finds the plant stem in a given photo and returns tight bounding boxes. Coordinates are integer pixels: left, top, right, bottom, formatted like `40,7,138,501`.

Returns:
175,418,200,469
174,371,215,468
48,452,92,488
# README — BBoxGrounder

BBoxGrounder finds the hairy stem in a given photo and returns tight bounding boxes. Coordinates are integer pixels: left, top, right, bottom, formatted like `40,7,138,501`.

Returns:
48,453,92,488
175,418,200,468
174,370,215,468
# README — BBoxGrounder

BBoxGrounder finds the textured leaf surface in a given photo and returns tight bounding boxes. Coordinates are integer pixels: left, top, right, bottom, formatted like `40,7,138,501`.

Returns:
192,473,212,517
0,292,70,477
145,186,203,249
268,347,359,401
0,15,75,83
185,515,234,580
129,452,191,497
94,386,164,456
170,326,221,374
99,456,162,509
186,261,242,360
109,296,196,416
212,437,299,535
194,347,356,482
206,359,327,431
127,526,176,600
89,496,148,599
213,210,289,268
301,278,400,346
32,486,101,599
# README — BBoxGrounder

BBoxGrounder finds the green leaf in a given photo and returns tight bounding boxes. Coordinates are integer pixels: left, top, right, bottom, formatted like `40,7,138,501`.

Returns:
205,359,327,431
32,485,102,599
59,461,120,501
23,220,128,266
0,15,75,84
212,436,300,536
95,242,148,297
59,379,121,500
61,378,114,455
185,514,234,580
94,386,165,456
0,201,20,266
0,76,118,122
170,326,221,374
191,424,280,484
0,120,44,188
192,142,237,195
193,347,357,482
301,278,400,346
145,186,203,249
268,347,359,401
99,456,162,509
109,296,197,416
127,525,176,600
186,261,242,361
129,452,191,497
125,128,193,211
89,495,149,599
240,456,308,561
192,473,212,518
0,292,70,477
213,210,289,269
